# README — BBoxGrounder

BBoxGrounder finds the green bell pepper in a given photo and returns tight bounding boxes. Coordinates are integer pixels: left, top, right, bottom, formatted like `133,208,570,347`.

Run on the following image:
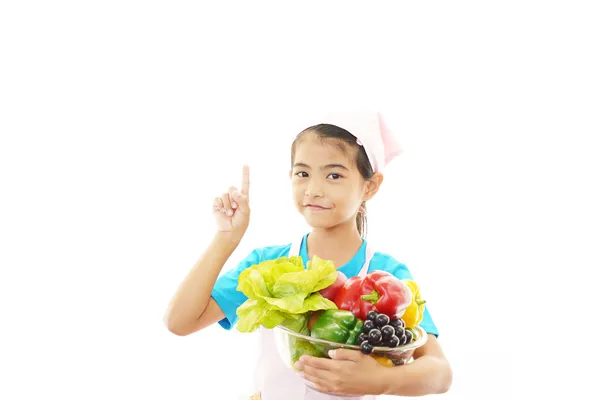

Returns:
310,309,364,345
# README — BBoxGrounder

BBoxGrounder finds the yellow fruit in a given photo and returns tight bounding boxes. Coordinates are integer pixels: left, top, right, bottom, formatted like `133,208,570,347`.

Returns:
371,354,394,367
401,279,426,328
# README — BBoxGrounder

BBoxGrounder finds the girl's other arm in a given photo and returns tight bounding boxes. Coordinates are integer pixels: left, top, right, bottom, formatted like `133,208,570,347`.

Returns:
380,335,453,396
297,334,452,396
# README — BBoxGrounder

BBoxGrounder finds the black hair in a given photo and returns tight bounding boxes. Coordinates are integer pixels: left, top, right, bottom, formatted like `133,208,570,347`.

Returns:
291,124,374,238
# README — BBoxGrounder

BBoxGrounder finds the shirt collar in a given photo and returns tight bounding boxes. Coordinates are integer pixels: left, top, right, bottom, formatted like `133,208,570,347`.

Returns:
299,232,367,278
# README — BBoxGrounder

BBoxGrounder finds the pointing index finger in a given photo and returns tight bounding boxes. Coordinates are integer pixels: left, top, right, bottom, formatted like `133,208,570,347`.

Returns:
241,164,250,196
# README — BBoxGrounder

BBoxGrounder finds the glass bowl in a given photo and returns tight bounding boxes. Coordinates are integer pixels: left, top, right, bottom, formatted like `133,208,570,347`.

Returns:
273,324,428,381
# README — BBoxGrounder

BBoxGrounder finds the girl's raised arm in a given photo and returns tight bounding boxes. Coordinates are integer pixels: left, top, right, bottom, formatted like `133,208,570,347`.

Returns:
163,166,251,336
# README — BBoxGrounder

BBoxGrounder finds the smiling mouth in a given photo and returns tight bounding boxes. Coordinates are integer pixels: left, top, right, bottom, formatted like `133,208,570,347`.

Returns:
305,205,330,210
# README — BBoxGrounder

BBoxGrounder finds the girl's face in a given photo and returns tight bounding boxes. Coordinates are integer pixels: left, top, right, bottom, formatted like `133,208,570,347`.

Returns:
290,133,369,230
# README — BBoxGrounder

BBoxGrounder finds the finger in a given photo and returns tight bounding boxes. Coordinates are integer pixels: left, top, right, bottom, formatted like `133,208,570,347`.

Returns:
301,373,335,393
231,189,249,213
213,197,224,213
228,187,238,209
221,193,233,216
300,355,340,371
328,349,363,362
302,364,338,381
241,164,250,196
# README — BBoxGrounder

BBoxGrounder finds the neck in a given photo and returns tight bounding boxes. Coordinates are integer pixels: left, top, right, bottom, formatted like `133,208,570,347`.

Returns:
307,220,363,261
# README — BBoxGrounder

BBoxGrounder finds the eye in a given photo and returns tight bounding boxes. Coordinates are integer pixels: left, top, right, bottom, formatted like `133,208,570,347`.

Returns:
295,171,309,178
327,173,342,180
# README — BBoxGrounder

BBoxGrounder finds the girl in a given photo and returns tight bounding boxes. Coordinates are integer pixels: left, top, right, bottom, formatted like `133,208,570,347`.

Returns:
164,112,453,399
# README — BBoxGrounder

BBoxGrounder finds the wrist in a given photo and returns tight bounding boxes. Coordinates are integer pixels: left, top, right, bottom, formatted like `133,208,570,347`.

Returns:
214,231,243,247
377,364,402,395
372,364,396,395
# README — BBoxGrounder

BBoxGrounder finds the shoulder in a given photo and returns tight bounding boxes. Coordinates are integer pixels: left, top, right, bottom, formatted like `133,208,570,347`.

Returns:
368,251,414,280
245,242,293,263
219,242,294,277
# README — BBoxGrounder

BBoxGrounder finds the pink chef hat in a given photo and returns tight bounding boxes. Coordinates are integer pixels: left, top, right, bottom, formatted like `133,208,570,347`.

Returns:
305,111,403,173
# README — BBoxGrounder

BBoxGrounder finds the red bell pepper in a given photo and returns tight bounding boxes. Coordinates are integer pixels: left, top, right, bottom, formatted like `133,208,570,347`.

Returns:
319,270,348,301
333,270,413,320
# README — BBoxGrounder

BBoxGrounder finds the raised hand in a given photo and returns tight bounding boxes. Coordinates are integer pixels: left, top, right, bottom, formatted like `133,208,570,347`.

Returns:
213,165,251,242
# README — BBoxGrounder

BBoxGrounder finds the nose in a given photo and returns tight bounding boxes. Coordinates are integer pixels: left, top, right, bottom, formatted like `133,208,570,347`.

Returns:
305,179,324,198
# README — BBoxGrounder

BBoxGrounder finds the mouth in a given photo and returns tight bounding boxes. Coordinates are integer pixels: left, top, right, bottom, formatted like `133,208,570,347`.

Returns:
304,204,331,211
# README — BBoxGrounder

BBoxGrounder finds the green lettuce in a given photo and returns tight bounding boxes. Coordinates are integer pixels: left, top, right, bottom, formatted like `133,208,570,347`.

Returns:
235,255,338,333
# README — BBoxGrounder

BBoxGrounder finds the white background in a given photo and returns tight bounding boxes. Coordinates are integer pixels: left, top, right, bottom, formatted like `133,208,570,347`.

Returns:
1,1,599,399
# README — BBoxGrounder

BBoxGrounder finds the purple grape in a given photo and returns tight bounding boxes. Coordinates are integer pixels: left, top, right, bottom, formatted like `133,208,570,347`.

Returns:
363,320,375,333
381,325,395,341
385,335,400,348
375,314,390,327
360,341,374,355
366,310,379,322
368,329,382,345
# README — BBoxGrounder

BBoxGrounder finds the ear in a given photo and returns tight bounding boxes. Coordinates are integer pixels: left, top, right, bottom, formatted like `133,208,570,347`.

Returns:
363,173,384,201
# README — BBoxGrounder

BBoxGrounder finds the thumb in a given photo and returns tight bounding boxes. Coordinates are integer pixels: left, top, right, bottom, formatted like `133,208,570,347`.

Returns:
231,189,249,212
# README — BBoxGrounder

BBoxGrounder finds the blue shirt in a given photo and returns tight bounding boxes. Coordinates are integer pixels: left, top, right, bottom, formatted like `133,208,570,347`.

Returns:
211,233,439,336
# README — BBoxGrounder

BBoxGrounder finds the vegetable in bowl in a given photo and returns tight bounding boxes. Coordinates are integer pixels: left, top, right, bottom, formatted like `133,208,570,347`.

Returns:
235,255,340,333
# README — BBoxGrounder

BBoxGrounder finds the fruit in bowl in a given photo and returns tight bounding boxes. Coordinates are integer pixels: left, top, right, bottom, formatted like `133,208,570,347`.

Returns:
274,309,428,373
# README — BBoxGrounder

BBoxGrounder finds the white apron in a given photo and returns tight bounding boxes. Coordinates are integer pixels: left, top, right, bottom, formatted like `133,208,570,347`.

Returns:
252,237,378,400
